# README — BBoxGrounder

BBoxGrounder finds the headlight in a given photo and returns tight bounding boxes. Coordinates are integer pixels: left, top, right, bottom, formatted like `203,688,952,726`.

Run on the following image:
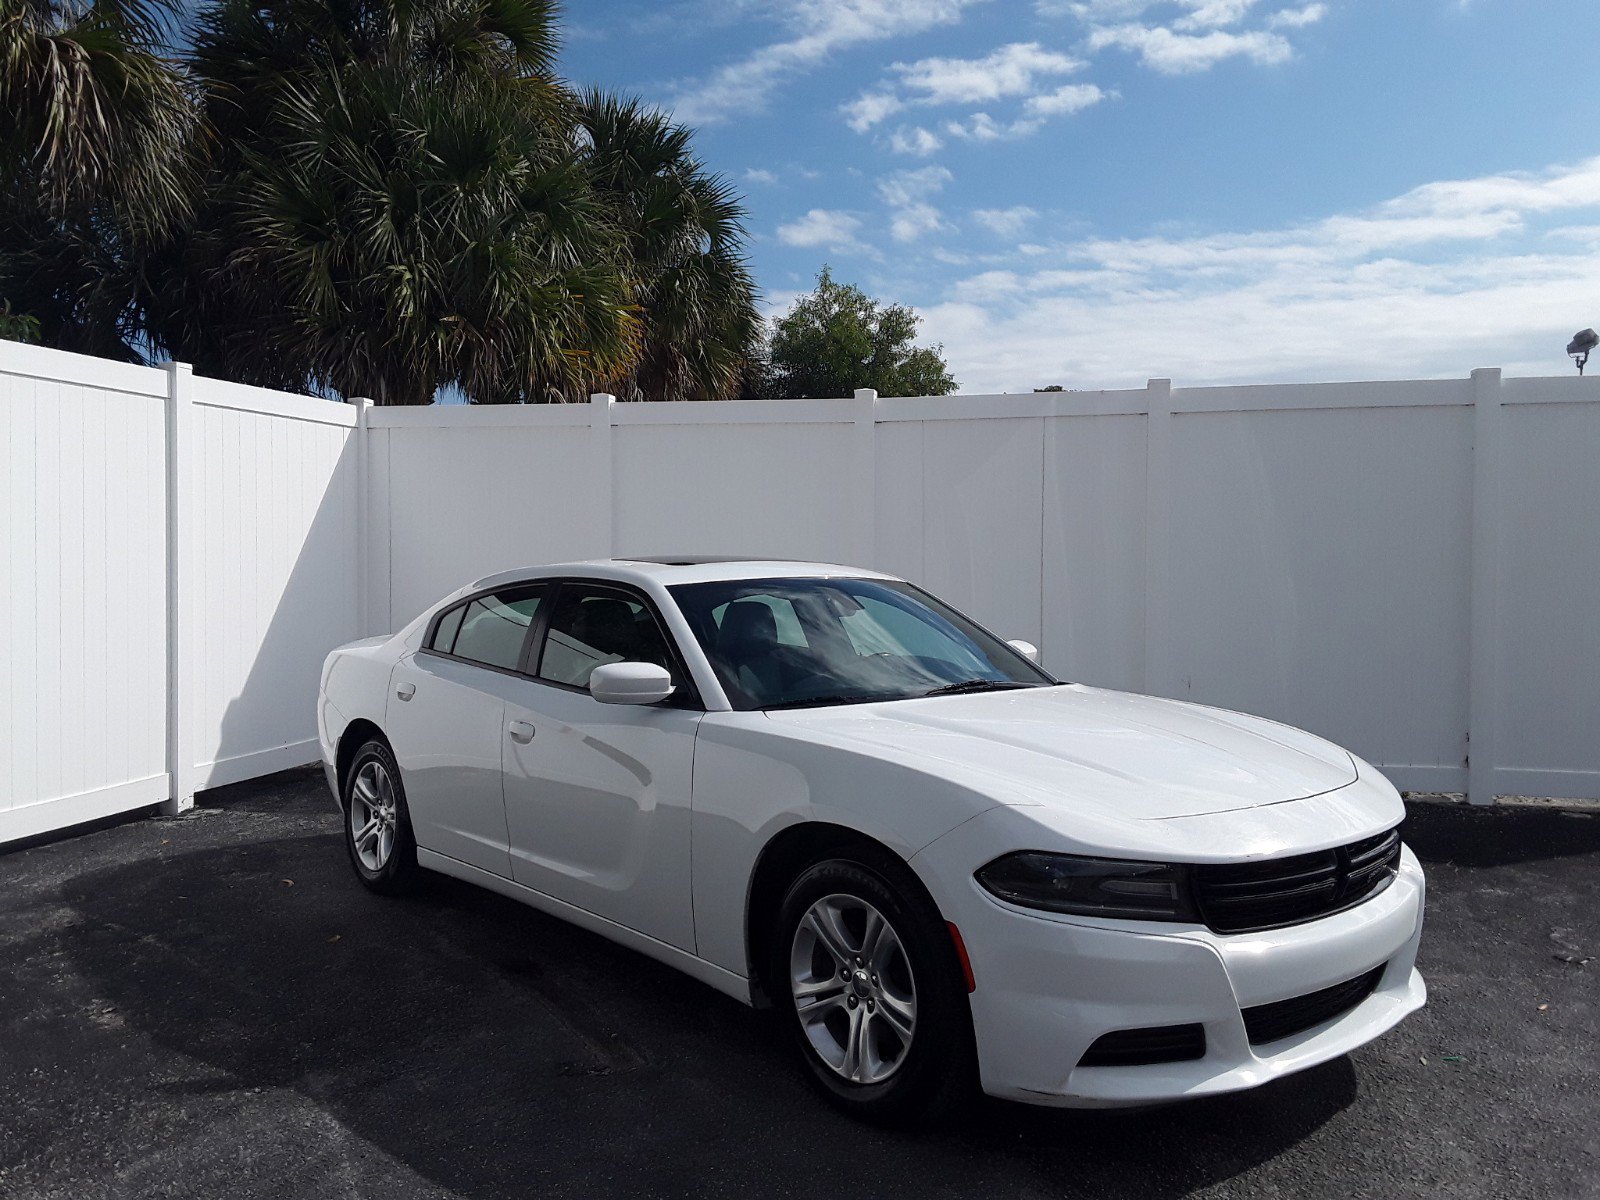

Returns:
975,852,1198,921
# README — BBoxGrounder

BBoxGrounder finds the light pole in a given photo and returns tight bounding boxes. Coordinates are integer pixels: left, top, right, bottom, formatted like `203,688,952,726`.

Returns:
1568,328,1598,376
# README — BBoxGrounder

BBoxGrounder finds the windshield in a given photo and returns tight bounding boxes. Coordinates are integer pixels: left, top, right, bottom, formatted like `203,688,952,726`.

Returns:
669,577,1055,711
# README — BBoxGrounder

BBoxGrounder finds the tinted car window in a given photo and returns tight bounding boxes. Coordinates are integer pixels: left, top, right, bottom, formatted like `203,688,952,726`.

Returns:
450,588,544,671
538,586,674,689
430,603,466,653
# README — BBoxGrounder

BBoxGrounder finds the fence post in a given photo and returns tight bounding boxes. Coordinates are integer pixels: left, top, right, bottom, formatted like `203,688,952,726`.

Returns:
590,393,616,557
854,388,879,567
351,398,374,635
162,362,196,815
1142,378,1173,698
1467,368,1504,805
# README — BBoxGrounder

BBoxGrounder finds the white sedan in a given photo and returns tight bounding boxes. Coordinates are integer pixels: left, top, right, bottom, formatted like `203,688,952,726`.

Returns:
318,558,1425,1121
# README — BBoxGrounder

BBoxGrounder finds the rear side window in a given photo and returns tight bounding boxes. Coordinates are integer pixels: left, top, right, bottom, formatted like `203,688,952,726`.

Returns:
433,588,544,671
430,604,466,653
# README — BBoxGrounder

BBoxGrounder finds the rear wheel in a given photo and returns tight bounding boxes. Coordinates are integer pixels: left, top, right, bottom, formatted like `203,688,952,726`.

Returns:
771,855,974,1124
343,739,422,895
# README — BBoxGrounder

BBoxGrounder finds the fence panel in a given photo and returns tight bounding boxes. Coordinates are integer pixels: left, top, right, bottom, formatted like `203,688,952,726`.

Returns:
1493,383,1600,798
186,378,361,793
1,347,170,842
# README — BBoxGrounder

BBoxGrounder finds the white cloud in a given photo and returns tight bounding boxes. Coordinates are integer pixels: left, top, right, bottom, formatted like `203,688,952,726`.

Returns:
671,0,988,124
889,125,945,155
1266,4,1327,29
844,40,1093,141
910,157,1600,390
878,166,954,241
1087,24,1293,72
891,42,1086,107
743,168,779,185
973,206,1039,237
1025,82,1108,116
1173,0,1263,29
777,209,867,252
843,91,907,133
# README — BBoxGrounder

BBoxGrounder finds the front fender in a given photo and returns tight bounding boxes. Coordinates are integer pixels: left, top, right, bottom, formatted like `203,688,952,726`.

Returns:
689,713,999,977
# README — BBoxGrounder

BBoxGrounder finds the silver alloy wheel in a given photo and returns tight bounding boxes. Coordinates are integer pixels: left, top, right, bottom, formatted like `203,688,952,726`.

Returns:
790,893,917,1084
349,759,398,871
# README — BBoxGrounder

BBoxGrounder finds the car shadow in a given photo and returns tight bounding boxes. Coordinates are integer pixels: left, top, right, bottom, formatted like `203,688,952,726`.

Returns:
56,829,1359,1199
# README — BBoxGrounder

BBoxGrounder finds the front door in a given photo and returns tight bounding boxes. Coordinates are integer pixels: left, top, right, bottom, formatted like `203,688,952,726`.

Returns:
501,582,701,950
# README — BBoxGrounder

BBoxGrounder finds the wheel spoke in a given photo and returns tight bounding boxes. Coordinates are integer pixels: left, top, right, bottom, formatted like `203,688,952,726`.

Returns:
804,908,855,968
354,817,379,848
794,975,848,1003
876,992,915,1044
840,1006,866,1082
353,776,377,804
860,908,885,965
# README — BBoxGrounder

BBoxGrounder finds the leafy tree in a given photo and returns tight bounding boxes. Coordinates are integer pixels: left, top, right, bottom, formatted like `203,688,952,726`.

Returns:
0,299,41,342
765,267,955,399
577,90,761,402
141,0,637,404
0,0,196,357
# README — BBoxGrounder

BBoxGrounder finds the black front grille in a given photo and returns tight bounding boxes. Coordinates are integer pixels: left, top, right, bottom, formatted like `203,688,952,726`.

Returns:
1242,964,1386,1045
1193,828,1402,934
1078,1023,1206,1067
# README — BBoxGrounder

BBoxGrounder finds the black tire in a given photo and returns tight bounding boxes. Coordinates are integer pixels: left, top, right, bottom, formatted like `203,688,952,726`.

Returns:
342,738,423,895
770,851,975,1125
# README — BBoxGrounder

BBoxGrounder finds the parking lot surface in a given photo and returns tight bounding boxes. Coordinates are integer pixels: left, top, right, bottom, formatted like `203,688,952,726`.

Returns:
1,769,1596,1199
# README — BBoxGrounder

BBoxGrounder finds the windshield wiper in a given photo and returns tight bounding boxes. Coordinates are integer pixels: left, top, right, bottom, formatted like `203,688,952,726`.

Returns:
762,693,887,711
919,678,1033,698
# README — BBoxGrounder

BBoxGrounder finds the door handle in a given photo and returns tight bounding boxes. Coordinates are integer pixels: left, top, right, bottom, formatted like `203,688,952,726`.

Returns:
508,719,536,743
395,682,416,701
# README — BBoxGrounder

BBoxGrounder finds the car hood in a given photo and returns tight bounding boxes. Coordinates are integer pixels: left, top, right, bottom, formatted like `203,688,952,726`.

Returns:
763,684,1357,821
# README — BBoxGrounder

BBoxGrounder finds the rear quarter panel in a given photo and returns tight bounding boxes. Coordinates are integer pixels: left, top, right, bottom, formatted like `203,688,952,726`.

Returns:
318,637,400,804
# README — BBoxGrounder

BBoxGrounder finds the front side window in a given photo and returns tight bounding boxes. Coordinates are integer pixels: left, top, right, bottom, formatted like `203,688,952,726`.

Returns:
435,587,544,671
669,577,1053,711
538,586,676,689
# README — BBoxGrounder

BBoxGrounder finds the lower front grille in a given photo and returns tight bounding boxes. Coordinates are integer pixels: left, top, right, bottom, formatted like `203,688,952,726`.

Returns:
1242,964,1386,1046
1078,1023,1206,1067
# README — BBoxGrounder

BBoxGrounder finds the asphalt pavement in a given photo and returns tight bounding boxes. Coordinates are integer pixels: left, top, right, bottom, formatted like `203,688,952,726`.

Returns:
1,768,1596,1199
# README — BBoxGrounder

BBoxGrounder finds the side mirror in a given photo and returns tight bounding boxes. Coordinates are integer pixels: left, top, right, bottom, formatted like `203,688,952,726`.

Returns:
1006,639,1040,664
590,661,676,706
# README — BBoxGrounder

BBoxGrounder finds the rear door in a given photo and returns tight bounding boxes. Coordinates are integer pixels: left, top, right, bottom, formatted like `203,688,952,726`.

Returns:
385,585,546,877
500,581,702,950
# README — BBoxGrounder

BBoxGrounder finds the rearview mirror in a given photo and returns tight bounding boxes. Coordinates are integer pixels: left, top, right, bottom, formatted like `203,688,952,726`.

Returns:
1006,639,1040,664
590,661,676,706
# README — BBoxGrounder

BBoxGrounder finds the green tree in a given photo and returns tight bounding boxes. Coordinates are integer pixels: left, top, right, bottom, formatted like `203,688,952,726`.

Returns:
577,90,761,402
765,267,956,399
0,0,196,357
142,0,636,404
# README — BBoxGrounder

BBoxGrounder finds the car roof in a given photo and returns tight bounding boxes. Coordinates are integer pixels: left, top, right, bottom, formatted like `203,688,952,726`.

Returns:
468,557,900,592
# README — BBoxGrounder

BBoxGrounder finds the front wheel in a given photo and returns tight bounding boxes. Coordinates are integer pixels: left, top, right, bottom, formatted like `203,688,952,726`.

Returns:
343,739,422,895
771,856,974,1124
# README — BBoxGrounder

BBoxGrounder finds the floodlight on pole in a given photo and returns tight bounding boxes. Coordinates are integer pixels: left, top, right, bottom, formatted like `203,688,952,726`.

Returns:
1568,328,1598,376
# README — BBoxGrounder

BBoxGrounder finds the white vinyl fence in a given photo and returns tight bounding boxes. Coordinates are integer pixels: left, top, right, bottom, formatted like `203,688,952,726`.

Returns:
5,341,1599,844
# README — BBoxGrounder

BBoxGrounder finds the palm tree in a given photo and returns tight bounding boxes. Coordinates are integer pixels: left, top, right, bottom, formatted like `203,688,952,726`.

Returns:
577,90,761,402
146,0,638,403
0,0,195,357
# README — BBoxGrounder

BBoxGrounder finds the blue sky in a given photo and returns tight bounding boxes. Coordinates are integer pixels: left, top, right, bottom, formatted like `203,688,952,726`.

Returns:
561,0,1600,392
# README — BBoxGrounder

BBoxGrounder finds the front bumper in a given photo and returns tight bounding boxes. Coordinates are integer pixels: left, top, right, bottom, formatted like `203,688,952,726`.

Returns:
916,836,1427,1108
